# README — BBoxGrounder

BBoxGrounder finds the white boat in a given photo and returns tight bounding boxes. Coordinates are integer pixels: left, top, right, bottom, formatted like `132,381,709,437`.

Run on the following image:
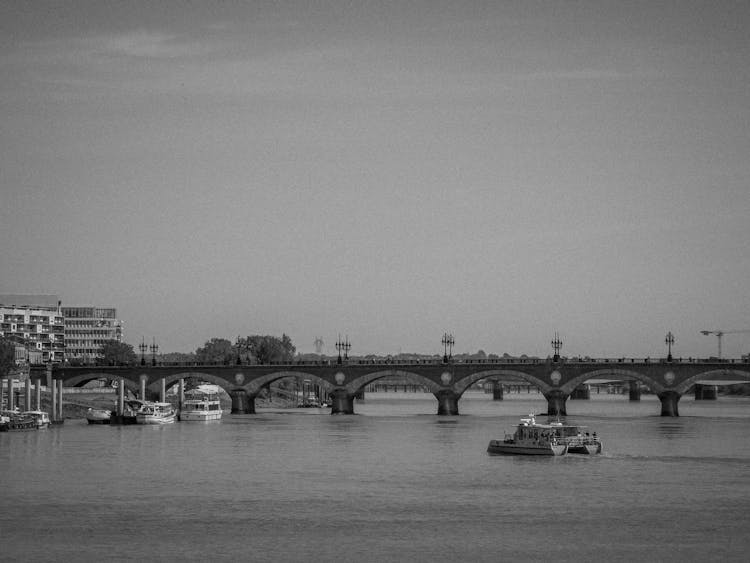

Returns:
135,402,176,425
180,391,222,422
22,410,51,429
549,421,602,454
487,413,568,456
86,408,112,425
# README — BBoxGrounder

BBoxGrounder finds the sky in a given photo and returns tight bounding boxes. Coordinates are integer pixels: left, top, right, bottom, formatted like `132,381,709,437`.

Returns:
1,1,749,358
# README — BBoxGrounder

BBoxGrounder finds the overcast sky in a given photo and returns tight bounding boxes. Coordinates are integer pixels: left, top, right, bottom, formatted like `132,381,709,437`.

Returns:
1,1,749,358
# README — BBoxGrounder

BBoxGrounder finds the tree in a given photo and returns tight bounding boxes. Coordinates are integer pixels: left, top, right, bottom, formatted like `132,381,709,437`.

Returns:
240,334,296,364
99,340,137,365
0,337,17,377
195,338,235,364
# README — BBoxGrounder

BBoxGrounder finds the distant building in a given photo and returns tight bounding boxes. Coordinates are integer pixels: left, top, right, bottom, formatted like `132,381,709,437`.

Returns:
62,306,123,364
0,294,65,363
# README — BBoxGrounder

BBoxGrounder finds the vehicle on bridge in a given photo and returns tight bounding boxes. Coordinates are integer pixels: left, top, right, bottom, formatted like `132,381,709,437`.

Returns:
487,414,568,456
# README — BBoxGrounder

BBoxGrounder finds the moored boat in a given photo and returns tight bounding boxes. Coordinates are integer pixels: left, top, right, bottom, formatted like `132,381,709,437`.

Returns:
487,414,568,456
86,408,112,425
180,391,222,422
22,410,51,429
135,401,176,424
0,410,37,432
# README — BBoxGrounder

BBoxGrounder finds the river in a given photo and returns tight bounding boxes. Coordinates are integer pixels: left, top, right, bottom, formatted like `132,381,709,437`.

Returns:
2,391,750,562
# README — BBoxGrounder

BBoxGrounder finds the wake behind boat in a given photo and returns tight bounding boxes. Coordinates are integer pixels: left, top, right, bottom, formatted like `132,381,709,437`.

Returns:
487,413,568,456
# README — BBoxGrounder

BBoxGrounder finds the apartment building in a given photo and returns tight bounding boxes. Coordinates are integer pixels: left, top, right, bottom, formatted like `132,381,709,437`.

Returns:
0,294,65,363
62,306,123,364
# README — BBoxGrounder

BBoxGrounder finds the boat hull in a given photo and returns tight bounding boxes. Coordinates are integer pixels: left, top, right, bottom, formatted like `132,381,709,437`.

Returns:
487,440,568,456
568,442,602,455
0,418,37,432
135,413,176,424
180,411,222,422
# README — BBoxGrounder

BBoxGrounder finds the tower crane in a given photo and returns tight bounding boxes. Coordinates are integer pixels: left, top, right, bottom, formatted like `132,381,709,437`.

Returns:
699,329,750,358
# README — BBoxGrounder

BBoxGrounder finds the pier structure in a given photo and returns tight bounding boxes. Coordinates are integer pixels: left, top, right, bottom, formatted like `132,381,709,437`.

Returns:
31,357,750,418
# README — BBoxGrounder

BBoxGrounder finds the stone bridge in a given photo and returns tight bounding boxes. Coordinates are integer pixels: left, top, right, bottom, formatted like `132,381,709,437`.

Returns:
31,357,750,418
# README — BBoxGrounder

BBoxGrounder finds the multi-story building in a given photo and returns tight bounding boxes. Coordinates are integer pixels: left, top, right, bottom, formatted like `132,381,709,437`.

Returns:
0,295,65,363
62,306,123,364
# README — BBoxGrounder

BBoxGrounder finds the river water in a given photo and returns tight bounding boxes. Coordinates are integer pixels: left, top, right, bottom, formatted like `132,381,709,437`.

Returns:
2,391,750,562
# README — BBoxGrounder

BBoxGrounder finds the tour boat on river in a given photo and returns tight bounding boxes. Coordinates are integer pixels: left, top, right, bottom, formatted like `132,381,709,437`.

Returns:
0,410,38,432
135,402,176,424
552,422,602,454
22,410,51,429
487,413,568,456
180,391,222,422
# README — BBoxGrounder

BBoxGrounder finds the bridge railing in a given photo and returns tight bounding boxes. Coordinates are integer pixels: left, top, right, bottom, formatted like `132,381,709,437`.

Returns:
45,356,750,370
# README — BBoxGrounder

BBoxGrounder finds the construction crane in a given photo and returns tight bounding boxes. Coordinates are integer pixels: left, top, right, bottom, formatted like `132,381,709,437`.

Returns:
699,329,750,358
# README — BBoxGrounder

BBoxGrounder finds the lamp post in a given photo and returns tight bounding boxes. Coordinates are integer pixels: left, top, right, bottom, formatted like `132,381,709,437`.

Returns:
335,335,344,365
150,338,159,366
343,336,351,361
139,337,147,366
551,332,563,362
442,333,454,363
235,335,242,365
665,331,675,362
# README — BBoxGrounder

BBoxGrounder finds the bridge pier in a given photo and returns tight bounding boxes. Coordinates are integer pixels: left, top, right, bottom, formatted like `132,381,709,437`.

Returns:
629,381,641,401
694,384,717,400
658,390,681,416
544,390,568,416
492,381,503,401
330,389,355,414
435,390,459,415
230,389,255,414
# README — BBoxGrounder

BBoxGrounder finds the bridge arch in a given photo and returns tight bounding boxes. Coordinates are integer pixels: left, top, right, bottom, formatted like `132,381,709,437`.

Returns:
63,371,141,397
674,369,750,395
346,370,443,394
563,369,663,395
152,371,239,398
244,370,334,396
453,369,550,395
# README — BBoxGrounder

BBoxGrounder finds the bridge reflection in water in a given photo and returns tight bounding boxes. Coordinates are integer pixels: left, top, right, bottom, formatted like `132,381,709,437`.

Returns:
27,357,750,421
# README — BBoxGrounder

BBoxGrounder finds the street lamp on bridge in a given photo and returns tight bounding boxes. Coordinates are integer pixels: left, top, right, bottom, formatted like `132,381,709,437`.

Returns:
139,337,147,366
551,332,563,362
335,335,351,364
665,331,675,362
149,338,159,366
442,333,454,363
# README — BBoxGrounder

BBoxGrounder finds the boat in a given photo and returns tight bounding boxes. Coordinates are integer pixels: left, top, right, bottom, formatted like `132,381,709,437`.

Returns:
549,421,602,454
135,401,176,424
487,413,568,456
0,410,38,432
86,408,112,425
180,391,222,422
22,410,51,429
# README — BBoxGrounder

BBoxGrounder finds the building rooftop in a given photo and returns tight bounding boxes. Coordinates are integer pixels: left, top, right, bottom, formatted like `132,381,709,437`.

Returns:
0,294,60,308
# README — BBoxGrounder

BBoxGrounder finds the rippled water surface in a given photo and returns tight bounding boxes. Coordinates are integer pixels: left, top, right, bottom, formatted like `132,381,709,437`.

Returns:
3,392,750,562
